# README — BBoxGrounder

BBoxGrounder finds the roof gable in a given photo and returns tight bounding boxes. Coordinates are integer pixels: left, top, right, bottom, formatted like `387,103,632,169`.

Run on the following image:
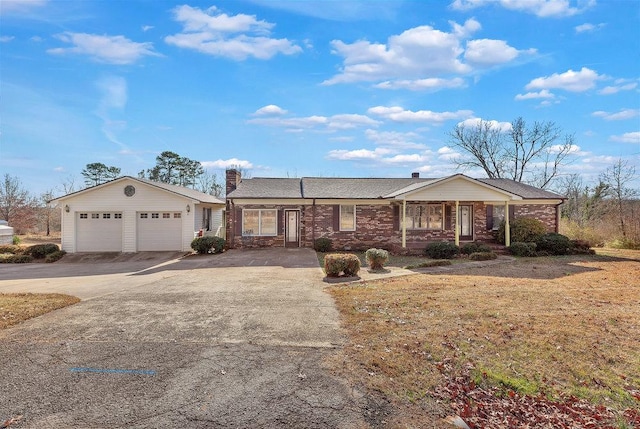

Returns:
386,174,521,201
52,176,224,204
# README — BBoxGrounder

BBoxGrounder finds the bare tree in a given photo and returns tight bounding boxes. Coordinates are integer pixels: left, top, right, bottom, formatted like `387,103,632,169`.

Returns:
39,189,61,236
60,176,77,195
197,170,224,197
0,174,36,233
600,159,638,239
449,117,574,189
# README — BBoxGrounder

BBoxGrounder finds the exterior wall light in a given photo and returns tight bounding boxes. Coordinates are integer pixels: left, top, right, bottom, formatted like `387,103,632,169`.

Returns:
186,204,191,213
65,205,70,213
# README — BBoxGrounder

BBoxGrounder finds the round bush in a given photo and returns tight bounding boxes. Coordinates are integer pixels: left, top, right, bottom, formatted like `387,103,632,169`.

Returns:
191,236,226,254
507,242,537,257
461,242,492,255
324,253,361,277
25,243,60,259
536,233,571,255
314,237,333,252
45,250,67,263
365,248,389,270
468,251,497,261
497,217,547,245
424,241,460,259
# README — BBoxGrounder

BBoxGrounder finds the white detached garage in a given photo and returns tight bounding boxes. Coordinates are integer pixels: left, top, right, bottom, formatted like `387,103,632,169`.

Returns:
52,177,225,253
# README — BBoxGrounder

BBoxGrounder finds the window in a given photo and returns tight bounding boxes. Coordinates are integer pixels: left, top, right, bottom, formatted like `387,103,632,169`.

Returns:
242,209,277,236
140,213,148,219
202,207,211,231
491,205,505,230
103,213,111,219
91,213,99,219
114,213,122,219
405,204,443,230
80,213,88,219
163,213,170,219
340,205,356,231
174,212,181,219
151,213,159,219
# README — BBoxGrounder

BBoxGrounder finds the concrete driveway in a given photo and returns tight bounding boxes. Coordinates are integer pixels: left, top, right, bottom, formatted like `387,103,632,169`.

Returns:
0,249,371,428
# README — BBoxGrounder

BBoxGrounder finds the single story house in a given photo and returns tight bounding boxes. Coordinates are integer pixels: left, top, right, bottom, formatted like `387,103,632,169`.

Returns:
52,176,225,253
224,169,565,251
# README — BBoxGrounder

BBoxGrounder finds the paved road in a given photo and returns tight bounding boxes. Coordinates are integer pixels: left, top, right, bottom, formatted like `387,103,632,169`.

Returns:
0,249,370,428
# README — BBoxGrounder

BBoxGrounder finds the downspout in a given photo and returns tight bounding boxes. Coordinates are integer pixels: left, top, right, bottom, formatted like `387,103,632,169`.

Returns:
402,199,407,248
229,199,235,249
312,199,316,244
504,200,511,247
455,200,460,246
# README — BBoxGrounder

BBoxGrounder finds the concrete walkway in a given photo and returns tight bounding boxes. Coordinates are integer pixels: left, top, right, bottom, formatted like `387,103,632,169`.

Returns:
0,249,369,428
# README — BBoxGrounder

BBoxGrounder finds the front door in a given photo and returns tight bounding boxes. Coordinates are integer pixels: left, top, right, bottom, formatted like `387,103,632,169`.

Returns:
459,205,473,241
285,210,300,247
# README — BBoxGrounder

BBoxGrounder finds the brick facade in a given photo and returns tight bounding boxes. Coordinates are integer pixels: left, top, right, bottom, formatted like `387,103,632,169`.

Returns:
226,201,559,251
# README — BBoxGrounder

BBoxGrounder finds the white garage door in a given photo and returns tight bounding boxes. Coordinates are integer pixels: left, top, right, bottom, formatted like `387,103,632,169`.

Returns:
76,212,123,252
137,211,183,251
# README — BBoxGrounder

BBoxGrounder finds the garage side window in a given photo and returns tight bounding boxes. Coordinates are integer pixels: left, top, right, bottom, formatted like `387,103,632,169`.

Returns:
140,213,148,219
114,213,122,219
80,213,88,219
242,209,277,236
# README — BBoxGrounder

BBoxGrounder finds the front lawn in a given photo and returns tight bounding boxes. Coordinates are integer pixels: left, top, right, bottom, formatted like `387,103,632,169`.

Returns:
328,250,640,427
0,293,80,329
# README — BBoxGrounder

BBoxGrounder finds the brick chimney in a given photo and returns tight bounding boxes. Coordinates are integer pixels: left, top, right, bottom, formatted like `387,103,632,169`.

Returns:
411,172,420,178
226,169,241,195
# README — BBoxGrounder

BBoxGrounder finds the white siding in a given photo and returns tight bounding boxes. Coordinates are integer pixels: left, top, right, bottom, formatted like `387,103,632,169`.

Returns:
405,177,514,201
211,208,224,237
57,179,202,253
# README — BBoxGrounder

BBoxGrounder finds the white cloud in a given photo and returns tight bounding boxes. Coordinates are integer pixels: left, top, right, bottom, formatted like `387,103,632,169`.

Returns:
592,109,640,121
548,144,584,155
464,39,526,66
374,77,466,91
30,36,42,42
327,148,392,161
575,22,605,33
142,25,154,32
323,19,479,85
382,154,428,164
437,146,460,160
53,166,65,172
247,112,379,131
0,0,47,14
365,129,426,149
450,0,595,18
96,76,127,110
368,106,473,123
610,132,640,144
0,36,15,43
598,80,638,95
515,89,555,100
457,117,513,132
525,67,603,92
48,32,160,64
253,105,288,116
202,158,254,169
165,5,301,60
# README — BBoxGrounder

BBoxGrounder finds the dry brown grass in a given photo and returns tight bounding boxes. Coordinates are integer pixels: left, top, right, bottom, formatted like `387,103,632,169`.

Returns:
328,250,640,426
0,293,80,330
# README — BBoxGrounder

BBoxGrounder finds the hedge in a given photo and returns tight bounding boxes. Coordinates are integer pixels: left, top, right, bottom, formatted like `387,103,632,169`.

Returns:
314,237,333,252
508,242,537,257
461,242,492,255
425,241,460,259
497,217,547,245
324,253,361,277
365,248,389,270
191,236,225,254
25,243,60,259
468,251,497,261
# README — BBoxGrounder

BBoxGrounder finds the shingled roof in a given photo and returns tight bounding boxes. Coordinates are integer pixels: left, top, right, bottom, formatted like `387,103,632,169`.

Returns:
228,175,564,200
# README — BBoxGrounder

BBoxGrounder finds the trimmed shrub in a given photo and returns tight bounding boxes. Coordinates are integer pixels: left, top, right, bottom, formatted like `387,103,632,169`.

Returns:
324,253,361,277
0,245,20,254
569,239,595,255
468,251,497,261
536,233,572,256
0,254,33,263
314,237,333,252
25,243,60,259
424,241,460,259
365,248,389,270
460,241,492,255
12,235,21,245
508,242,537,257
497,217,547,245
191,236,226,254
45,250,67,263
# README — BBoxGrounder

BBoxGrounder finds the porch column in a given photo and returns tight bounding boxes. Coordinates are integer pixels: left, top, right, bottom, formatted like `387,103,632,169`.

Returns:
504,200,511,247
454,200,460,246
402,199,407,248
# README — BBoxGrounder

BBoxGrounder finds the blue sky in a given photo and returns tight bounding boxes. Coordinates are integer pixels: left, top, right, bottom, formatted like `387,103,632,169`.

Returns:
1,0,639,196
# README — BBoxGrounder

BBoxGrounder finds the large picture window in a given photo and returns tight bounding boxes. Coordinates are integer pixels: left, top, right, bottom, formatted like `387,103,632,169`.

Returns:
243,209,277,236
491,205,505,230
340,205,356,231
405,204,443,230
